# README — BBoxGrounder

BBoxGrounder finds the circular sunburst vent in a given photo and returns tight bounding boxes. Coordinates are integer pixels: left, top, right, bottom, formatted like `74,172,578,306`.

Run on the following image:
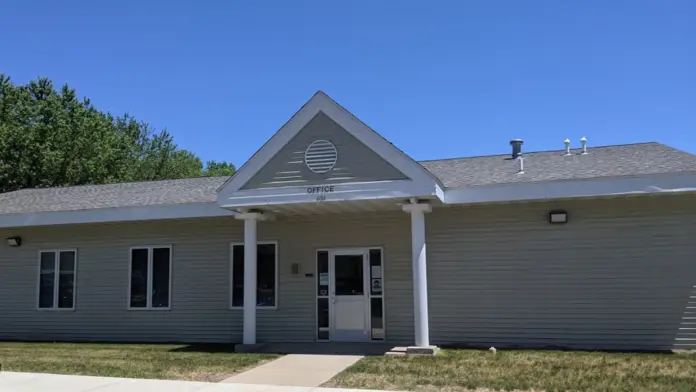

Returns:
305,140,338,174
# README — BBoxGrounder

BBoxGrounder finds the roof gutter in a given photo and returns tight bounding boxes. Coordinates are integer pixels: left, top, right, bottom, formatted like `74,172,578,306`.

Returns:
0,202,234,229
443,171,696,205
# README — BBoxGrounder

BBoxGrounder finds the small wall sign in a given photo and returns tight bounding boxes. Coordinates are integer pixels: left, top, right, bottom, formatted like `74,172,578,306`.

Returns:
307,186,335,194
307,185,335,202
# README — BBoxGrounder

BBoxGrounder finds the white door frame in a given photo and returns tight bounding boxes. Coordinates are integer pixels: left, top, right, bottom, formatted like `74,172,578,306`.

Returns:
328,249,370,342
315,247,386,342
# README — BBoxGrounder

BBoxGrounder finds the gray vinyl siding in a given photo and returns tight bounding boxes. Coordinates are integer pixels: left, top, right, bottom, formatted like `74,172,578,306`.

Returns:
1,195,695,350
241,112,408,190
427,195,696,351
0,212,413,344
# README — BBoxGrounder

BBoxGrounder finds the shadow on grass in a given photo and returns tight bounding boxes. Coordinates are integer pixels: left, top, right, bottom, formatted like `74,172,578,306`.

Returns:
168,344,238,353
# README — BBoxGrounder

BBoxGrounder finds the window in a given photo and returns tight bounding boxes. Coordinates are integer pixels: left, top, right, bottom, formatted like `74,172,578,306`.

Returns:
369,248,385,340
230,242,277,309
38,250,77,310
128,246,171,310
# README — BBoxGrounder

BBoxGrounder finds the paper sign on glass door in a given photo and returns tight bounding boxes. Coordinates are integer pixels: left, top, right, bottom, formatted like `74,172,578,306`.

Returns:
371,278,382,293
319,273,329,286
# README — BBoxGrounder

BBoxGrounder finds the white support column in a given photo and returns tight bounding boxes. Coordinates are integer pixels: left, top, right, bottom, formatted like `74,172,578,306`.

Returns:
402,200,433,350
243,217,257,345
236,210,270,345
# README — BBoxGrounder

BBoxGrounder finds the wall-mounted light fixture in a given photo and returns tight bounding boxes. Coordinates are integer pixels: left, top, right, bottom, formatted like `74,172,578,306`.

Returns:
6,236,21,247
549,211,568,224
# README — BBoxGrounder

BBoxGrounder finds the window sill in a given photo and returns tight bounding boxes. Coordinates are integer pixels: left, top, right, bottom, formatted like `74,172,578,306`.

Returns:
36,307,75,312
127,307,171,311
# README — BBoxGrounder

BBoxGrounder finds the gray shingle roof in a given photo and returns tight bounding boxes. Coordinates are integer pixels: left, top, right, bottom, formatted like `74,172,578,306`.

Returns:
1,142,695,215
0,176,229,214
420,142,696,188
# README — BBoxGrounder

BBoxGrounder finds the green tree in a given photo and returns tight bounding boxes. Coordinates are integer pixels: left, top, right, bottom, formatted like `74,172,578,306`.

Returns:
202,160,236,177
0,75,235,193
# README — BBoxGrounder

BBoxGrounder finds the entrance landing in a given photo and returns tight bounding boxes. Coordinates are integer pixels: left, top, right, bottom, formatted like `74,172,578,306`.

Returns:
222,354,362,387
235,342,394,355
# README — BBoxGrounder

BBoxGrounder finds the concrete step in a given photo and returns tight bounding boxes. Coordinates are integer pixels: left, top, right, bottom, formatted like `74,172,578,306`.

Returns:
385,346,408,356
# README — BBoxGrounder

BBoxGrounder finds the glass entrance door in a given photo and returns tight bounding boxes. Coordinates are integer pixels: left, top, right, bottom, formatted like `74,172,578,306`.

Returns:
330,251,369,342
316,248,385,342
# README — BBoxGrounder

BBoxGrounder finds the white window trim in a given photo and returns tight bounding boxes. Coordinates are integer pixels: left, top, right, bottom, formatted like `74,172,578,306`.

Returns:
229,240,279,310
127,245,172,311
36,249,78,311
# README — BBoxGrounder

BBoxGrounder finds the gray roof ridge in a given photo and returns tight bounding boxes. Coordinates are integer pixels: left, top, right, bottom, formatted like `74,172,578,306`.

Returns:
417,141,662,163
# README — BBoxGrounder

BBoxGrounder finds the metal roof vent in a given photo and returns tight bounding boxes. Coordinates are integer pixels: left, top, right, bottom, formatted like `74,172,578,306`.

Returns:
510,139,523,159
305,140,338,174
564,138,571,156
580,136,588,155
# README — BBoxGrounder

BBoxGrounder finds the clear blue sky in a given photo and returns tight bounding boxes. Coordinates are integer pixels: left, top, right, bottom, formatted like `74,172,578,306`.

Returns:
2,0,694,166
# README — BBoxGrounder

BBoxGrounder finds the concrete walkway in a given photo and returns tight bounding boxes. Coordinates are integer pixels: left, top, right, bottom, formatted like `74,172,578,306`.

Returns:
0,372,397,392
222,354,363,387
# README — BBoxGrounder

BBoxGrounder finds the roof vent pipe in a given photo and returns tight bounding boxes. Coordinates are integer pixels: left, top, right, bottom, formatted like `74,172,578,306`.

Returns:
564,138,571,156
510,139,524,159
517,154,524,174
580,136,588,154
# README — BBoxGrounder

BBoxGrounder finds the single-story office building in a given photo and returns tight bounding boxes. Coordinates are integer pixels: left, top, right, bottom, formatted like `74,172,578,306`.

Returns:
1,92,695,352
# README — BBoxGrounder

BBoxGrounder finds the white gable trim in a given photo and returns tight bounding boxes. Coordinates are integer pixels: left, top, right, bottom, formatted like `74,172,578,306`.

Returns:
0,202,234,229
444,172,696,205
217,91,442,208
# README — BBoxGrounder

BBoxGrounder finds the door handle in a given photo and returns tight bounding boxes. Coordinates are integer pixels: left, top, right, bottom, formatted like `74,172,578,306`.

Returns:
331,292,336,304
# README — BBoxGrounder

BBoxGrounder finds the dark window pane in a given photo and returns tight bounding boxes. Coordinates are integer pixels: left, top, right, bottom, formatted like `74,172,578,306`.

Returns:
152,248,170,308
39,252,55,308
57,251,75,308
318,296,330,339
257,244,276,307
232,245,244,307
369,249,382,270
335,255,364,295
317,298,329,329
371,297,384,340
130,249,148,308
232,244,277,308
317,251,328,296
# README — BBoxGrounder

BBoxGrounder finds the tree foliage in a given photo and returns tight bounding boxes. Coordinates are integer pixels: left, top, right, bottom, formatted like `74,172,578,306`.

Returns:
202,160,237,177
0,75,235,193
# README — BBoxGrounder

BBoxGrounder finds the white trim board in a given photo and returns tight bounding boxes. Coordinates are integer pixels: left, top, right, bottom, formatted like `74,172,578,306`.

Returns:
222,179,436,208
127,245,173,311
36,249,78,311
0,202,235,228
217,91,442,207
444,172,696,205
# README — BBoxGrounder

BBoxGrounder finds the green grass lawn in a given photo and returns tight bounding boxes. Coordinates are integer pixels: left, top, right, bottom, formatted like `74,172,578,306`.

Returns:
0,342,278,382
324,349,696,392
